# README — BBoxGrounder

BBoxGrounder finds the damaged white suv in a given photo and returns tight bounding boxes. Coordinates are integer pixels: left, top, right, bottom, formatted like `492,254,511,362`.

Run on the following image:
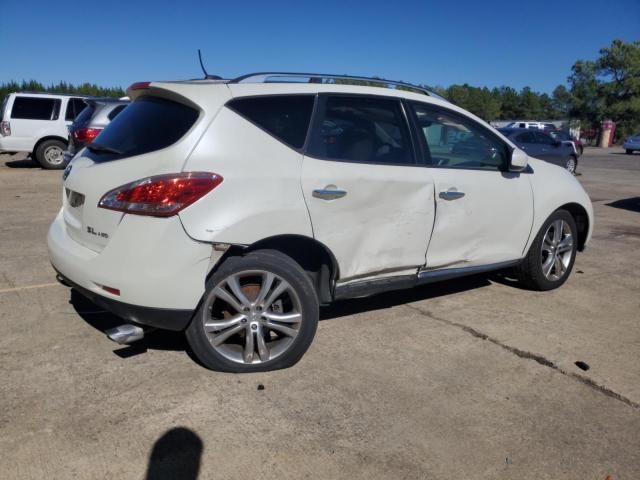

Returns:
48,73,593,372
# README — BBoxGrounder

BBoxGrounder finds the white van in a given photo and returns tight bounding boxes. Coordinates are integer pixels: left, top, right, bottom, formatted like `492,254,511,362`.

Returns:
0,92,87,169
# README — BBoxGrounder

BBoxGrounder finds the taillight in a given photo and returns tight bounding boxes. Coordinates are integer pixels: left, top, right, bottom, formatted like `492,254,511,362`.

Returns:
98,172,223,217
0,121,10,136
73,127,102,143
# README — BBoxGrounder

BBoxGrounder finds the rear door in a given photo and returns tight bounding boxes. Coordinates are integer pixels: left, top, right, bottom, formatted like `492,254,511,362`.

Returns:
301,94,435,280
409,102,533,269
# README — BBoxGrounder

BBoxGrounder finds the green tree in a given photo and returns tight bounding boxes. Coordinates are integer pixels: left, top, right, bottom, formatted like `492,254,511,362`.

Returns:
569,39,640,139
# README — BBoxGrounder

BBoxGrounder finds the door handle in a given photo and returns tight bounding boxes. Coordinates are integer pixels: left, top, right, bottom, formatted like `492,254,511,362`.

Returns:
439,190,465,200
313,187,347,200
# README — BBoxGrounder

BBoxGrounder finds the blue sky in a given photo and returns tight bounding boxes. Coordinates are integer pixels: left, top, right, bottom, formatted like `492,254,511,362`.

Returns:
1,0,638,93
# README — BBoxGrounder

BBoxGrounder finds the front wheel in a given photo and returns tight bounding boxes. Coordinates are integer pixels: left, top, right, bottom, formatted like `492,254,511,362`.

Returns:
186,250,319,372
626,149,634,155
565,156,577,174
518,210,578,291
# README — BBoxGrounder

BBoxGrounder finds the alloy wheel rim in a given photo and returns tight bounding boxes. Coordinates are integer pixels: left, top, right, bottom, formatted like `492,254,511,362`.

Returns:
566,158,576,173
202,270,302,364
540,219,574,281
44,146,64,165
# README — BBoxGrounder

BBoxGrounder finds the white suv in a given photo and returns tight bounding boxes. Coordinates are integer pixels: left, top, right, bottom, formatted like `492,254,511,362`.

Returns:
0,92,87,168
48,73,593,372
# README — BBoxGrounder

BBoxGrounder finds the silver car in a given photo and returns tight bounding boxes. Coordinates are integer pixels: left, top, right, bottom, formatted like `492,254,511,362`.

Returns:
63,98,129,164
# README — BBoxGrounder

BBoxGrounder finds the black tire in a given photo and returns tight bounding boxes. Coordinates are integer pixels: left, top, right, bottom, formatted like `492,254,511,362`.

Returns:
186,250,319,373
565,155,578,174
35,139,67,169
518,209,578,291
626,149,633,155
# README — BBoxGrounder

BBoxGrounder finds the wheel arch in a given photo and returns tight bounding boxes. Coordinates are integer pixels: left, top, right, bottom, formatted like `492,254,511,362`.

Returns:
212,234,340,304
558,202,589,252
33,135,68,155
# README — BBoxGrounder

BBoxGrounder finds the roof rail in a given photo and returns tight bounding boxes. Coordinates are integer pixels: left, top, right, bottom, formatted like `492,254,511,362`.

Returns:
229,72,445,99
13,91,89,97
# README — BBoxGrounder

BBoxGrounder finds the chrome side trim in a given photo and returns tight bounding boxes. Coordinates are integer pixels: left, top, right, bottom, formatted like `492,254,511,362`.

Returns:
417,260,521,284
333,260,521,301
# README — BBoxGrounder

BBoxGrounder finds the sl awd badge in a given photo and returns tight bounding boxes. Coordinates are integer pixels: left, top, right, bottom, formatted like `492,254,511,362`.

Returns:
87,226,109,239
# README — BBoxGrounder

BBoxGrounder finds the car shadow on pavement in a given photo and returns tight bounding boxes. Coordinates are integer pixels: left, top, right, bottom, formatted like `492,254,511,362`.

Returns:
606,197,640,213
145,427,203,480
70,274,495,359
321,274,491,321
4,159,39,168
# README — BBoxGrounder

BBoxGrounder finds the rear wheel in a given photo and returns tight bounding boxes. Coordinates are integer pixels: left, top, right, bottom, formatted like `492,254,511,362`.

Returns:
565,156,577,174
626,149,633,155
519,209,577,291
35,139,66,169
186,250,319,372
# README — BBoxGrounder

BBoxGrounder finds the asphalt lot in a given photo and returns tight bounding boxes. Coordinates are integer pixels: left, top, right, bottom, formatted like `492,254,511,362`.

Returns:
1,148,639,479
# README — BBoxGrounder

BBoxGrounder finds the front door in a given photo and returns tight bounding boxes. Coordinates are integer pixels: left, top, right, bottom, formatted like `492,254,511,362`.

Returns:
408,102,534,269
301,94,435,280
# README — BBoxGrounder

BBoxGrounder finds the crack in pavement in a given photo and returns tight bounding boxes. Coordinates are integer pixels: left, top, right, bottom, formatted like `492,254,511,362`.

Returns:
404,304,640,410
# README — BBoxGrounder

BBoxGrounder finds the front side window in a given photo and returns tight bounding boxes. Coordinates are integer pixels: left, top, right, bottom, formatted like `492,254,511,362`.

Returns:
534,131,555,145
411,103,508,170
307,95,413,164
11,97,60,120
227,95,315,149
516,131,536,143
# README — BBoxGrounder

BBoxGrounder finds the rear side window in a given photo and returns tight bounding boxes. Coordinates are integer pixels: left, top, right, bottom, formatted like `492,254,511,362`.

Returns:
227,95,315,149
84,96,198,162
65,98,86,121
11,97,61,120
307,95,413,164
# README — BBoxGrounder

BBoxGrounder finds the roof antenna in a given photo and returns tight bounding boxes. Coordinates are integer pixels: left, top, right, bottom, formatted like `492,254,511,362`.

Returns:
198,49,222,80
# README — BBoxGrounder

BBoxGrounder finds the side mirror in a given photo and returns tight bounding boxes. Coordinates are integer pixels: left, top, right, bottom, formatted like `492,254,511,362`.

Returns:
510,148,528,171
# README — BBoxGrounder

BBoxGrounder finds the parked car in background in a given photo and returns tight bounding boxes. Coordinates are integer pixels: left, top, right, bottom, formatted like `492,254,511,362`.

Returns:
548,129,584,155
623,133,640,154
498,127,579,173
506,121,545,130
0,92,86,169
64,98,129,164
48,73,593,373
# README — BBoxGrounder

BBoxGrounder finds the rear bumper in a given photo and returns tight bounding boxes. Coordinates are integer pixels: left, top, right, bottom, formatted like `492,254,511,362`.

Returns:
48,208,219,330
55,269,194,330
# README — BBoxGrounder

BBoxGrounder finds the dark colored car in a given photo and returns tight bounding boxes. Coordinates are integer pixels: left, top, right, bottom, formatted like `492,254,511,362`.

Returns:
499,128,578,173
63,98,129,164
548,129,584,156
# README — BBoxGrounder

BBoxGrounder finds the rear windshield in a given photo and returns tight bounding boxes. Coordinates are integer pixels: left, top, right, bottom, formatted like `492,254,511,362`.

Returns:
84,96,198,162
72,104,95,126
11,96,61,120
